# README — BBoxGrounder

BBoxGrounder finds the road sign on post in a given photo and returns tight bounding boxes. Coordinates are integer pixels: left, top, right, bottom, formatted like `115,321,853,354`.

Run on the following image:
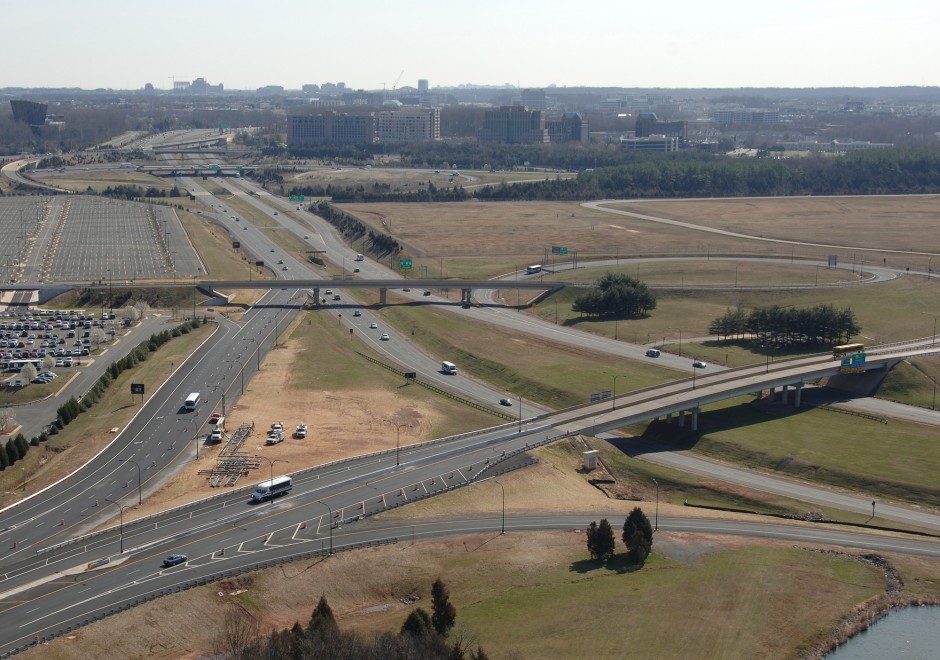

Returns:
232,241,240,249
551,246,569,255
288,195,305,202
131,384,145,395
399,258,413,270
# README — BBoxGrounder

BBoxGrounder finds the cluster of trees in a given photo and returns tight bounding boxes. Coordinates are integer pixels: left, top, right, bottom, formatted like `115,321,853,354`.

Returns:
0,318,201,474
312,201,401,256
587,508,654,564
222,580,487,660
96,185,183,200
708,304,860,346
571,273,657,319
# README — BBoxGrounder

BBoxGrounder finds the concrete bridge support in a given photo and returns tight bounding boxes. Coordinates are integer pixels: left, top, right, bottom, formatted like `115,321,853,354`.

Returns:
664,412,672,425
691,407,699,431
379,288,387,305
794,383,803,407
678,410,686,428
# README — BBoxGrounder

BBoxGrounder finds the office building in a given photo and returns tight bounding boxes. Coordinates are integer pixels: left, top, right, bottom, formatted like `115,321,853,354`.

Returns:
481,106,549,144
376,108,441,141
288,112,375,147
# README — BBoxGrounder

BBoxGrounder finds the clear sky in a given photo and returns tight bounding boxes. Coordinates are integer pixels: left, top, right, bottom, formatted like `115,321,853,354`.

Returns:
4,0,938,90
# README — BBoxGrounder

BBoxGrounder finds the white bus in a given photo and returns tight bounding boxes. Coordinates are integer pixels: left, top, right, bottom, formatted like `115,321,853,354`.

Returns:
251,475,293,502
441,361,457,375
184,392,200,412
526,264,542,274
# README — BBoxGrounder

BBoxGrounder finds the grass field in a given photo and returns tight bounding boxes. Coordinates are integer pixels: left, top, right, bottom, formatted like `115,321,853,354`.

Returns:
647,395,940,510
33,170,174,194
613,196,940,263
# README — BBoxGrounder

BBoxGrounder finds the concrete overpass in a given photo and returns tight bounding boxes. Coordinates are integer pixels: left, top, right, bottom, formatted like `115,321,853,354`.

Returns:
1,278,580,305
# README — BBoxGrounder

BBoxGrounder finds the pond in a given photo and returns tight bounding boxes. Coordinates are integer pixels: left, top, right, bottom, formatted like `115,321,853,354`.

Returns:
826,606,940,659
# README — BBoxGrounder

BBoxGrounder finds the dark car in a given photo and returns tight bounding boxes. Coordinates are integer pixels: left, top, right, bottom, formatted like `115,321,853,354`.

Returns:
162,553,188,567
499,398,513,406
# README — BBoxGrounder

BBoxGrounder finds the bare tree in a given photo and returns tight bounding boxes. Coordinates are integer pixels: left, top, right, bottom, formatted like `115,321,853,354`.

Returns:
41,355,55,371
134,301,151,319
0,408,14,432
214,604,260,660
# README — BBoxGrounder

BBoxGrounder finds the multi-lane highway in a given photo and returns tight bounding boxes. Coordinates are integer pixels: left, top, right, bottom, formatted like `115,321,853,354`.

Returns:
4,152,940,655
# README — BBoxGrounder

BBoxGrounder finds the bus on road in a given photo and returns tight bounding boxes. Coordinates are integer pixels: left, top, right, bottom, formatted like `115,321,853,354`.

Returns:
833,343,865,358
251,475,293,502
526,264,542,274
184,392,201,412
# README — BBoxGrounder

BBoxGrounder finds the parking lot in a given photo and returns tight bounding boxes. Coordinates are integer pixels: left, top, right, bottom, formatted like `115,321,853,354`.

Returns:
0,198,46,283
0,308,118,389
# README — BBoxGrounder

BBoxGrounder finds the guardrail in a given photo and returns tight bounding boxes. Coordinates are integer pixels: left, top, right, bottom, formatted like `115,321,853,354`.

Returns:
4,537,399,659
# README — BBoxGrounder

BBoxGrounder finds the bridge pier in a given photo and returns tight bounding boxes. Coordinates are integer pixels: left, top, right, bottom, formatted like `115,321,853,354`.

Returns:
691,407,699,431
780,384,788,404
664,412,672,425
678,410,686,428
794,383,803,407
379,288,387,305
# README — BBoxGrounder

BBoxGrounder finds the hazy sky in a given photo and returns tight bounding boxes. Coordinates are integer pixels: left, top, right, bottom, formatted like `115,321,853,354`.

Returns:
4,0,938,90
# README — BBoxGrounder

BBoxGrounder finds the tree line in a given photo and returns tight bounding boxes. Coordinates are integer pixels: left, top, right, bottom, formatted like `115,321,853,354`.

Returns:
708,304,860,346
219,579,488,660
312,201,402,256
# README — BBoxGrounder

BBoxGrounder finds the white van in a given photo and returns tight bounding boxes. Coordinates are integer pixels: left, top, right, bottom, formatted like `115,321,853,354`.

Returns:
441,361,457,375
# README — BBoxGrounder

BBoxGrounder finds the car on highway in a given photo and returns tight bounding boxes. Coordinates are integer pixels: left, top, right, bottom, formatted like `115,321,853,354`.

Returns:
499,398,513,406
277,260,284,264
369,322,378,329
380,333,390,341
693,360,707,368
353,267,360,273
270,248,275,252
645,348,661,358
353,310,362,317
304,235,309,239
282,266,289,271
162,554,187,567
333,294,341,301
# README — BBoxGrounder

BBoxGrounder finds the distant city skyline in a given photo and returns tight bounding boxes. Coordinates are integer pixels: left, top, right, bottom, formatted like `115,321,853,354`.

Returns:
5,0,939,91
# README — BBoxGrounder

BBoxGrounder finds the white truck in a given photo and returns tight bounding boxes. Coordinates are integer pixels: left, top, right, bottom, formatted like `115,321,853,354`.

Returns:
354,253,364,261
265,429,284,445
441,361,457,375
294,423,308,439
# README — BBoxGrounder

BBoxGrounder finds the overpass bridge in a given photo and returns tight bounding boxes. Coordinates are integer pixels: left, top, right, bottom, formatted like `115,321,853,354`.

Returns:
1,278,583,306
539,340,938,438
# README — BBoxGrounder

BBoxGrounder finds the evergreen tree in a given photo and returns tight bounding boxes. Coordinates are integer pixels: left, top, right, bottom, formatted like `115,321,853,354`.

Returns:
587,519,615,561
623,507,654,563
431,577,457,636
401,607,434,639
5,439,18,466
307,594,339,639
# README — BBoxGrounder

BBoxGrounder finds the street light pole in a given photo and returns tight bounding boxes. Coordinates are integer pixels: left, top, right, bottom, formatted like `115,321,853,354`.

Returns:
120,458,142,506
495,479,505,534
256,456,288,505
107,268,112,315
384,420,412,466
652,477,659,531
518,396,523,433
612,374,628,410
106,498,134,554
317,500,334,555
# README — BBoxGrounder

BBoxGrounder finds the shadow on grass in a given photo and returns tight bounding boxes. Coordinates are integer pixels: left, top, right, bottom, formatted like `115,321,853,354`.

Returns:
570,554,644,575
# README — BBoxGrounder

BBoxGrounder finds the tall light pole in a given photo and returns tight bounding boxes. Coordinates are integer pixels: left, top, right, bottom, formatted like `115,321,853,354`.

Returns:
243,337,260,371
612,374,628,410
670,328,683,356
494,479,505,534
106,498,134,554
384,420,411,466
317,500,334,555
192,275,197,319
120,458,142,506
107,268,113,315
652,477,659,531
518,395,524,433
734,264,739,287
255,456,289,504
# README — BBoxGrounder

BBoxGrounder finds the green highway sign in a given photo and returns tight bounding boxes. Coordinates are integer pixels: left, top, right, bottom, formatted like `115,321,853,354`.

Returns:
551,246,569,255
289,195,305,202
399,258,413,270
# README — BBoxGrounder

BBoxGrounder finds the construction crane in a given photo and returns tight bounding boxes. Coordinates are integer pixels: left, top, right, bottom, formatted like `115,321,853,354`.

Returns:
391,69,404,91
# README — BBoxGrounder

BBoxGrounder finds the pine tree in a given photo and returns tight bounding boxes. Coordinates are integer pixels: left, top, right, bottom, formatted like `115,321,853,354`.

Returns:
623,507,654,563
431,577,457,636
401,607,434,639
307,595,339,639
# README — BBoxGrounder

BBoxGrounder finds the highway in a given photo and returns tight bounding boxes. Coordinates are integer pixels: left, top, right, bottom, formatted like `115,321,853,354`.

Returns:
4,152,940,654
